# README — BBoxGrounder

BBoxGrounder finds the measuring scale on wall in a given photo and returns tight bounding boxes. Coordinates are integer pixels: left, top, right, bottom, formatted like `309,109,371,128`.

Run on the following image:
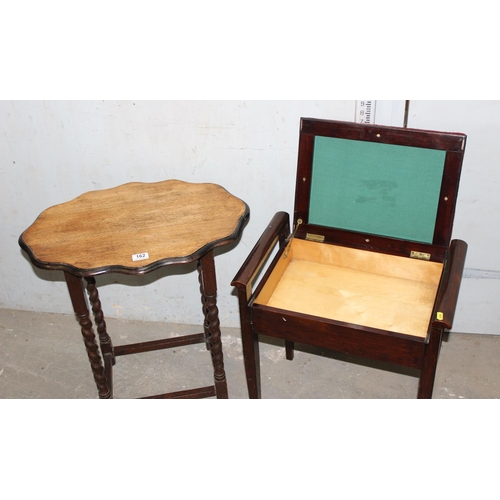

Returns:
355,100,376,124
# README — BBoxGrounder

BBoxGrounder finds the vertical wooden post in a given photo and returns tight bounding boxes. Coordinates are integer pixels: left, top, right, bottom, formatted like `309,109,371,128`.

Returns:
64,272,111,399
235,285,262,398
198,252,229,399
417,327,443,399
85,277,115,397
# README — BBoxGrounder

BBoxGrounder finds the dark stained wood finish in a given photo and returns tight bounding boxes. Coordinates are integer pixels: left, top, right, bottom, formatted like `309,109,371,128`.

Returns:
300,118,466,150
232,212,290,398
141,386,217,399
432,239,468,330
85,276,115,393
197,251,228,399
432,151,465,247
20,180,249,399
294,225,449,263
114,333,206,357
234,217,467,398
251,304,428,369
232,211,291,300
64,272,111,399
294,119,466,258
417,326,444,399
232,118,468,399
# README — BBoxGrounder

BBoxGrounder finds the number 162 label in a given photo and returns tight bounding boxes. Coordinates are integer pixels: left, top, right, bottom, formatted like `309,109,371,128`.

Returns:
132,252,149,262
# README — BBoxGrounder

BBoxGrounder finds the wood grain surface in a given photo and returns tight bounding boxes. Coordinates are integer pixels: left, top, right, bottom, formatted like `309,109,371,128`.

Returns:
255,239,443,338
20,180,248,274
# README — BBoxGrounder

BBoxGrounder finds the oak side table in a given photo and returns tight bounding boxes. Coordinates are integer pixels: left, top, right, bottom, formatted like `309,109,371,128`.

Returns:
19,180,249,399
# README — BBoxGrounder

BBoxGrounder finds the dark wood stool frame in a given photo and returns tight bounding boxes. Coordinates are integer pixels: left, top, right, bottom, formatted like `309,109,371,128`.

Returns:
232,118,468,399
19,180,249,399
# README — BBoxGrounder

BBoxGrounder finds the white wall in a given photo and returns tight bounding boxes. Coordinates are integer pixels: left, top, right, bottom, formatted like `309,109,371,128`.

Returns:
1,100,352,328
1,100,498,334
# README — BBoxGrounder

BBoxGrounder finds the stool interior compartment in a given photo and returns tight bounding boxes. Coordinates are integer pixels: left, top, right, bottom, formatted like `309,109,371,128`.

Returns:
255,238,443,339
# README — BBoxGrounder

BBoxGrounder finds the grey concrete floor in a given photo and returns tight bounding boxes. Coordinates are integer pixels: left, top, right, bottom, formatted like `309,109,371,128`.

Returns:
0,307,499,399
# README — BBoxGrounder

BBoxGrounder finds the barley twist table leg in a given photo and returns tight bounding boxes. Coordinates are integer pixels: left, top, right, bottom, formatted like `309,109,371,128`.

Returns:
86,277,115,397
198,252,228,399
64,272,111,399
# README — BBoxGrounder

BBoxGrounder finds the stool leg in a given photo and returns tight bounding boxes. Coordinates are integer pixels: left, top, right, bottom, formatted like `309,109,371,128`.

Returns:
198,252,228,399
64,272,111,399
241,325,261,399
85,277,115,398
417,327,443,399
234,283,261,398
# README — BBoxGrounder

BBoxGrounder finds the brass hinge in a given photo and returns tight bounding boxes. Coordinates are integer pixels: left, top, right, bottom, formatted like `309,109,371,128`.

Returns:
410,251,431,261
305,233,325,243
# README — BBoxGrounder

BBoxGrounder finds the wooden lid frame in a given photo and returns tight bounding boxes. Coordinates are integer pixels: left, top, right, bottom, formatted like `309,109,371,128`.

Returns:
293,118,467,262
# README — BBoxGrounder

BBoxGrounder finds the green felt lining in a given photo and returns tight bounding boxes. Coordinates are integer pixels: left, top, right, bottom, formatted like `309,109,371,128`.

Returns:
309,136,446,243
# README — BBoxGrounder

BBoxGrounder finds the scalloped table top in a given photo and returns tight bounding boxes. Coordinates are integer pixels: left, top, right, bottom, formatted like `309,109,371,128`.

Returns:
20,180,249,277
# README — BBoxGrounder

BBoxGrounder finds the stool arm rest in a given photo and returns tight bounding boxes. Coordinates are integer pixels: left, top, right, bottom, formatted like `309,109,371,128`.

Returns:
232,212,290,301
432,239,468,330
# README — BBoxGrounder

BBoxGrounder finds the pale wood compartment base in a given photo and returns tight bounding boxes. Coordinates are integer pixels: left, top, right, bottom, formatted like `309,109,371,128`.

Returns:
255,239,443,338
